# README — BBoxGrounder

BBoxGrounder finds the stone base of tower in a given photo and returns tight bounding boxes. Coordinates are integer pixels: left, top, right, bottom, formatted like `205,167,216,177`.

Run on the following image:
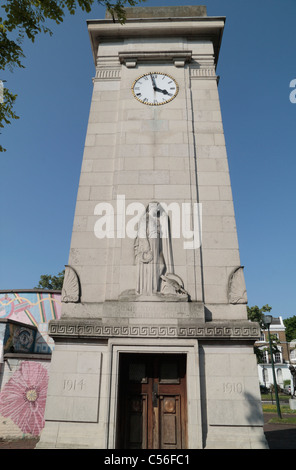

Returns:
204,426,268,449
37,304,268,449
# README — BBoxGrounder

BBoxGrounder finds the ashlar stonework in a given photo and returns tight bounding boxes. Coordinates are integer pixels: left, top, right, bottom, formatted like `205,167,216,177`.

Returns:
37,5,268,449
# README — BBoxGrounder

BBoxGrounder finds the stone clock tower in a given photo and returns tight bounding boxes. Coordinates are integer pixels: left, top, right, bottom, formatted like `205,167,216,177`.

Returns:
38,6,268,449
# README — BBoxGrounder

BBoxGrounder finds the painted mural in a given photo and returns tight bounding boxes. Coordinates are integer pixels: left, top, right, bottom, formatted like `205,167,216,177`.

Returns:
0,291,62,353
0,291,62,438
0,361,49,436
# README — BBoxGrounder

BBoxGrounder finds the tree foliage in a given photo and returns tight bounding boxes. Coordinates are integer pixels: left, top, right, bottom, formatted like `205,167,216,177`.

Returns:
247,304,272,329
0,87,19,152
247,304,274,363
248,305,296,362
283,316,296,342
0,0,145,151
36,269,65,289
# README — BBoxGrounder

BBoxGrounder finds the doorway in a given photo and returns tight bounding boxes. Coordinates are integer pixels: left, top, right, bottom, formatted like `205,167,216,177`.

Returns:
117,353,187,449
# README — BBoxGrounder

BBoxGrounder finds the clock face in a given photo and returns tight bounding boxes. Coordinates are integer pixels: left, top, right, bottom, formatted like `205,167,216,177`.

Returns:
132,73,179,106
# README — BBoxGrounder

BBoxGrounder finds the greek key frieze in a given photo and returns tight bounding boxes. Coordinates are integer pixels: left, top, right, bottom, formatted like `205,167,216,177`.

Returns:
49,321,260,340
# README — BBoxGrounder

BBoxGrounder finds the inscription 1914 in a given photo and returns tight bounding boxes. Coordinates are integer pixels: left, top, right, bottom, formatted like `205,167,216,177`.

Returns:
63,378,86,392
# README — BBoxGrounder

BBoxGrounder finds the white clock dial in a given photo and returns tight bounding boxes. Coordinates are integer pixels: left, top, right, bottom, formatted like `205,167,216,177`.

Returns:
132,73,179,106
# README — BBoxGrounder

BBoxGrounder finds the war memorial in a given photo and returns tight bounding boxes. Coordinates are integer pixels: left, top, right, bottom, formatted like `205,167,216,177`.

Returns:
37,6,267,449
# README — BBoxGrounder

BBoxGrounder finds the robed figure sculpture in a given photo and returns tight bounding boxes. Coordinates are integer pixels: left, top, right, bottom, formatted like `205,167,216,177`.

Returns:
134,202,188,300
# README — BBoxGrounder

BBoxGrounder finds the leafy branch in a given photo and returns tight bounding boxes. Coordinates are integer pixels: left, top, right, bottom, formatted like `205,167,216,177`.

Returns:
0,86,19,152
0,0,145,151
36,269,65,289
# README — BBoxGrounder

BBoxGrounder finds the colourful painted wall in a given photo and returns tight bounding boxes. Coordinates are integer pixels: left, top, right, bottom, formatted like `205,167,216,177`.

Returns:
0,359,51,438
0,291,62,439
0,290,62,353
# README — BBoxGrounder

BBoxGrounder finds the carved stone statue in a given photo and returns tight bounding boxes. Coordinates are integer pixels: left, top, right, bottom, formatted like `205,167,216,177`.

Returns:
134,202,187,300
160,273,188,299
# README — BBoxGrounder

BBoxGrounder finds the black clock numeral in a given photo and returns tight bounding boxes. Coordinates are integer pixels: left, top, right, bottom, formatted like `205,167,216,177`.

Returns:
143,98,148,102
136,93,142,97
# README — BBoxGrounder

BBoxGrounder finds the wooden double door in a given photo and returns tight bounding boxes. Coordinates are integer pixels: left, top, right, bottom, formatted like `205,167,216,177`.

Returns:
117,354,187,449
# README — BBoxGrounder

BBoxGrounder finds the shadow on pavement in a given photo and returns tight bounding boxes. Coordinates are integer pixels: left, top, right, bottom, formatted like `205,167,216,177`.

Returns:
265,427,296,449
264,413,296,449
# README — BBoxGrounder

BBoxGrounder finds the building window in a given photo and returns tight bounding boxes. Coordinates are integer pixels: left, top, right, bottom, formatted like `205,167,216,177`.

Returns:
262,350,268,364
276,368,283,386
259,332,265,342
290,349,296,361
274,351,281,363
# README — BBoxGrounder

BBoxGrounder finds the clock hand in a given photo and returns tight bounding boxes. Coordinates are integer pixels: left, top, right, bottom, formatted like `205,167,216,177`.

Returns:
154,87,169,95
150,74,157,90
150,75,171,95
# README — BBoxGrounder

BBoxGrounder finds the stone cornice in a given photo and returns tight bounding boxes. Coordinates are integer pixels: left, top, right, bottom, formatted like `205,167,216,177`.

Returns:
93,65,217,81
49,320,260,341
119,51,192,68
87,17,225,68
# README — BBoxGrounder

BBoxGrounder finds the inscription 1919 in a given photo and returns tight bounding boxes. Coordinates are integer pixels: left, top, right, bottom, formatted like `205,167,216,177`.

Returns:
223,382,243,394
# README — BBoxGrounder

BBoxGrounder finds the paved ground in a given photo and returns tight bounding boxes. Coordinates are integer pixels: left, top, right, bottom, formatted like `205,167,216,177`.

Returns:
0,437,39,449
263,413,296,449
0,414,295,449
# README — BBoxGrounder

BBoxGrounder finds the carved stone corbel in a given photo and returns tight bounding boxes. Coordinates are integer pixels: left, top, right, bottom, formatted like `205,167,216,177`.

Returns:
228,266,248,304
61,265,81,303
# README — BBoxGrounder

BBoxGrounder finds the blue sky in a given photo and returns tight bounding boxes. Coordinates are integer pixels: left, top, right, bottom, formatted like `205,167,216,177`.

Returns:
1,0,295,320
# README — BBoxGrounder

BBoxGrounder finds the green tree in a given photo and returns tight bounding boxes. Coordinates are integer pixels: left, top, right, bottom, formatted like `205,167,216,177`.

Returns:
283,316,296,342
0,0,145,151
36,269,65,289
247,304,272,329
247,304,279,363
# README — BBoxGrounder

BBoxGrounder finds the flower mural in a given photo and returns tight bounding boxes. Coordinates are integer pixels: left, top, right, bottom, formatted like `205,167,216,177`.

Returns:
0,362,49,436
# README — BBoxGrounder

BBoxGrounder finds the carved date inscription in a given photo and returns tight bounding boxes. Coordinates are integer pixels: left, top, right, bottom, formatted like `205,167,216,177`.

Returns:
63,378,86,392
223,382,243,394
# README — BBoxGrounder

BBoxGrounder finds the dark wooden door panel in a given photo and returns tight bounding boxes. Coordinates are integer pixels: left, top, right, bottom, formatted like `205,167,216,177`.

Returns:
160,396,181,449
118,354,187,449
126,394,148,449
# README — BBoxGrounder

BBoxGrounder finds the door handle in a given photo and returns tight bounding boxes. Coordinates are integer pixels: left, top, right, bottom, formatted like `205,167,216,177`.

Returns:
152,382,158,407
